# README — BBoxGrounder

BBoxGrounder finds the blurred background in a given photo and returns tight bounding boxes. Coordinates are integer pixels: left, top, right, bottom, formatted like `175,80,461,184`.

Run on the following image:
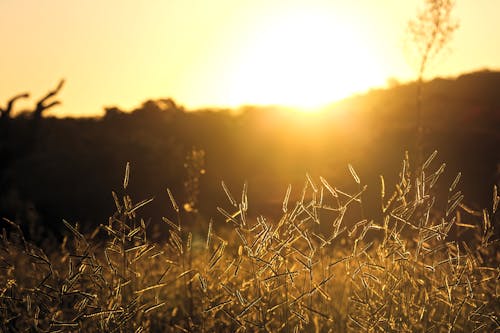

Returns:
1,0,499,240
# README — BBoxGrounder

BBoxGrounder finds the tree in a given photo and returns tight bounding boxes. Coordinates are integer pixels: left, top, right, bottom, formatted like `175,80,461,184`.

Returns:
33,79,65,120
0,93,30,120
0,79,65,177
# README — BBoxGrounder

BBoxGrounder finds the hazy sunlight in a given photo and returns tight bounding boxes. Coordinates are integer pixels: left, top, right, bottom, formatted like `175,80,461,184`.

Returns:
1,1,499,331
226,8,385,110
1,1,499,115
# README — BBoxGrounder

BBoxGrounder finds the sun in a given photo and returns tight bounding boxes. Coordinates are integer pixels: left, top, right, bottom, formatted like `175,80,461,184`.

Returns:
225,8,384,111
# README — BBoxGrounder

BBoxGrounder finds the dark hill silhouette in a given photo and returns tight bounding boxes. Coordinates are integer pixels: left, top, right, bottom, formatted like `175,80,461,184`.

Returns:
1,70,499,240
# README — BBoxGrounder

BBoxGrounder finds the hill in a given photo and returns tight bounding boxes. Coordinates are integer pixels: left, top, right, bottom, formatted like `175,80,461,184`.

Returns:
1,70,499,239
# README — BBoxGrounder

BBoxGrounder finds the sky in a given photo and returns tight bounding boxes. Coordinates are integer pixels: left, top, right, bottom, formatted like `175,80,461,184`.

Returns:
1,0,499,117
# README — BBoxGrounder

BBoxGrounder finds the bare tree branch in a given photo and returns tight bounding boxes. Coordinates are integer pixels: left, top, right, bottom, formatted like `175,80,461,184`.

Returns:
34,79,65,119
0,93,30,120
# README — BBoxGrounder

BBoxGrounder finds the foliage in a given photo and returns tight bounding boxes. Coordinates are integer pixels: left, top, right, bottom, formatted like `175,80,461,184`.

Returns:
1,153,498,332
1,71,499,235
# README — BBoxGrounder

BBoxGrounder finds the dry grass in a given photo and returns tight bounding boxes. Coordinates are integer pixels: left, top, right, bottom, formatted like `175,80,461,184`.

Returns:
1,152,498,332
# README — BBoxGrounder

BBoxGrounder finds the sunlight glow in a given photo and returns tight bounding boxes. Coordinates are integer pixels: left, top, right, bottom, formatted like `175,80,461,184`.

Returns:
2,0,497,116
226,8,385,111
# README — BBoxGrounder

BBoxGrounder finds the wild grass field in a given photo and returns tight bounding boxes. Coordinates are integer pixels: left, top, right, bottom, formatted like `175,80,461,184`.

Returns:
1,0,499,331
1,152,498,332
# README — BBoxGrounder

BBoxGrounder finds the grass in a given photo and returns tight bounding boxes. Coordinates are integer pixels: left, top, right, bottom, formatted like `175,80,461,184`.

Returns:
1,152,498,332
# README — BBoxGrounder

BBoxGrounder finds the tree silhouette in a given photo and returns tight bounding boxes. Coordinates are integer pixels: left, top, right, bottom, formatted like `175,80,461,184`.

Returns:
33,79,65,120
1,72,499,237
0,92,30,148
0,93,30,120
1,79,65,180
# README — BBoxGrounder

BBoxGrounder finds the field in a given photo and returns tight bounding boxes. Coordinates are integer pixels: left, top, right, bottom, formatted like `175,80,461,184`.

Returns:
2,1,500,331
1,152,498,332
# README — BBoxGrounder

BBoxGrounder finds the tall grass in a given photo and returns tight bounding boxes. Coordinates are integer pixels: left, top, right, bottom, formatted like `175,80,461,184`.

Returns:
1,152,498,332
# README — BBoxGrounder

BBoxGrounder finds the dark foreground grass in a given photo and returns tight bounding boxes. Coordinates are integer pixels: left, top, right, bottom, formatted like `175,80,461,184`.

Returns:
1,152,498,332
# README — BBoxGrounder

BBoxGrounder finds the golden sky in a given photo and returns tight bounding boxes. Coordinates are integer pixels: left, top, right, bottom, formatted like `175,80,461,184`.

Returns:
1,0,498,117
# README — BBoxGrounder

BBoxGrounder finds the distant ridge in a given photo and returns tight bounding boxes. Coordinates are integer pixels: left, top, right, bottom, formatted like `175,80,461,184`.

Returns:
327,69,500,126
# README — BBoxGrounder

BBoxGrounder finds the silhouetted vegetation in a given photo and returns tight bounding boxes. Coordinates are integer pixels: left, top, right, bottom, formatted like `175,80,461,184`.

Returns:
1,71,499,243
0,70,499,332
1,152,498,331
406,0,459,165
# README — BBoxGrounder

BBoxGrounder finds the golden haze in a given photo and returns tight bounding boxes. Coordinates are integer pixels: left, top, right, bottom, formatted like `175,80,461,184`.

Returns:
0,0,499,116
